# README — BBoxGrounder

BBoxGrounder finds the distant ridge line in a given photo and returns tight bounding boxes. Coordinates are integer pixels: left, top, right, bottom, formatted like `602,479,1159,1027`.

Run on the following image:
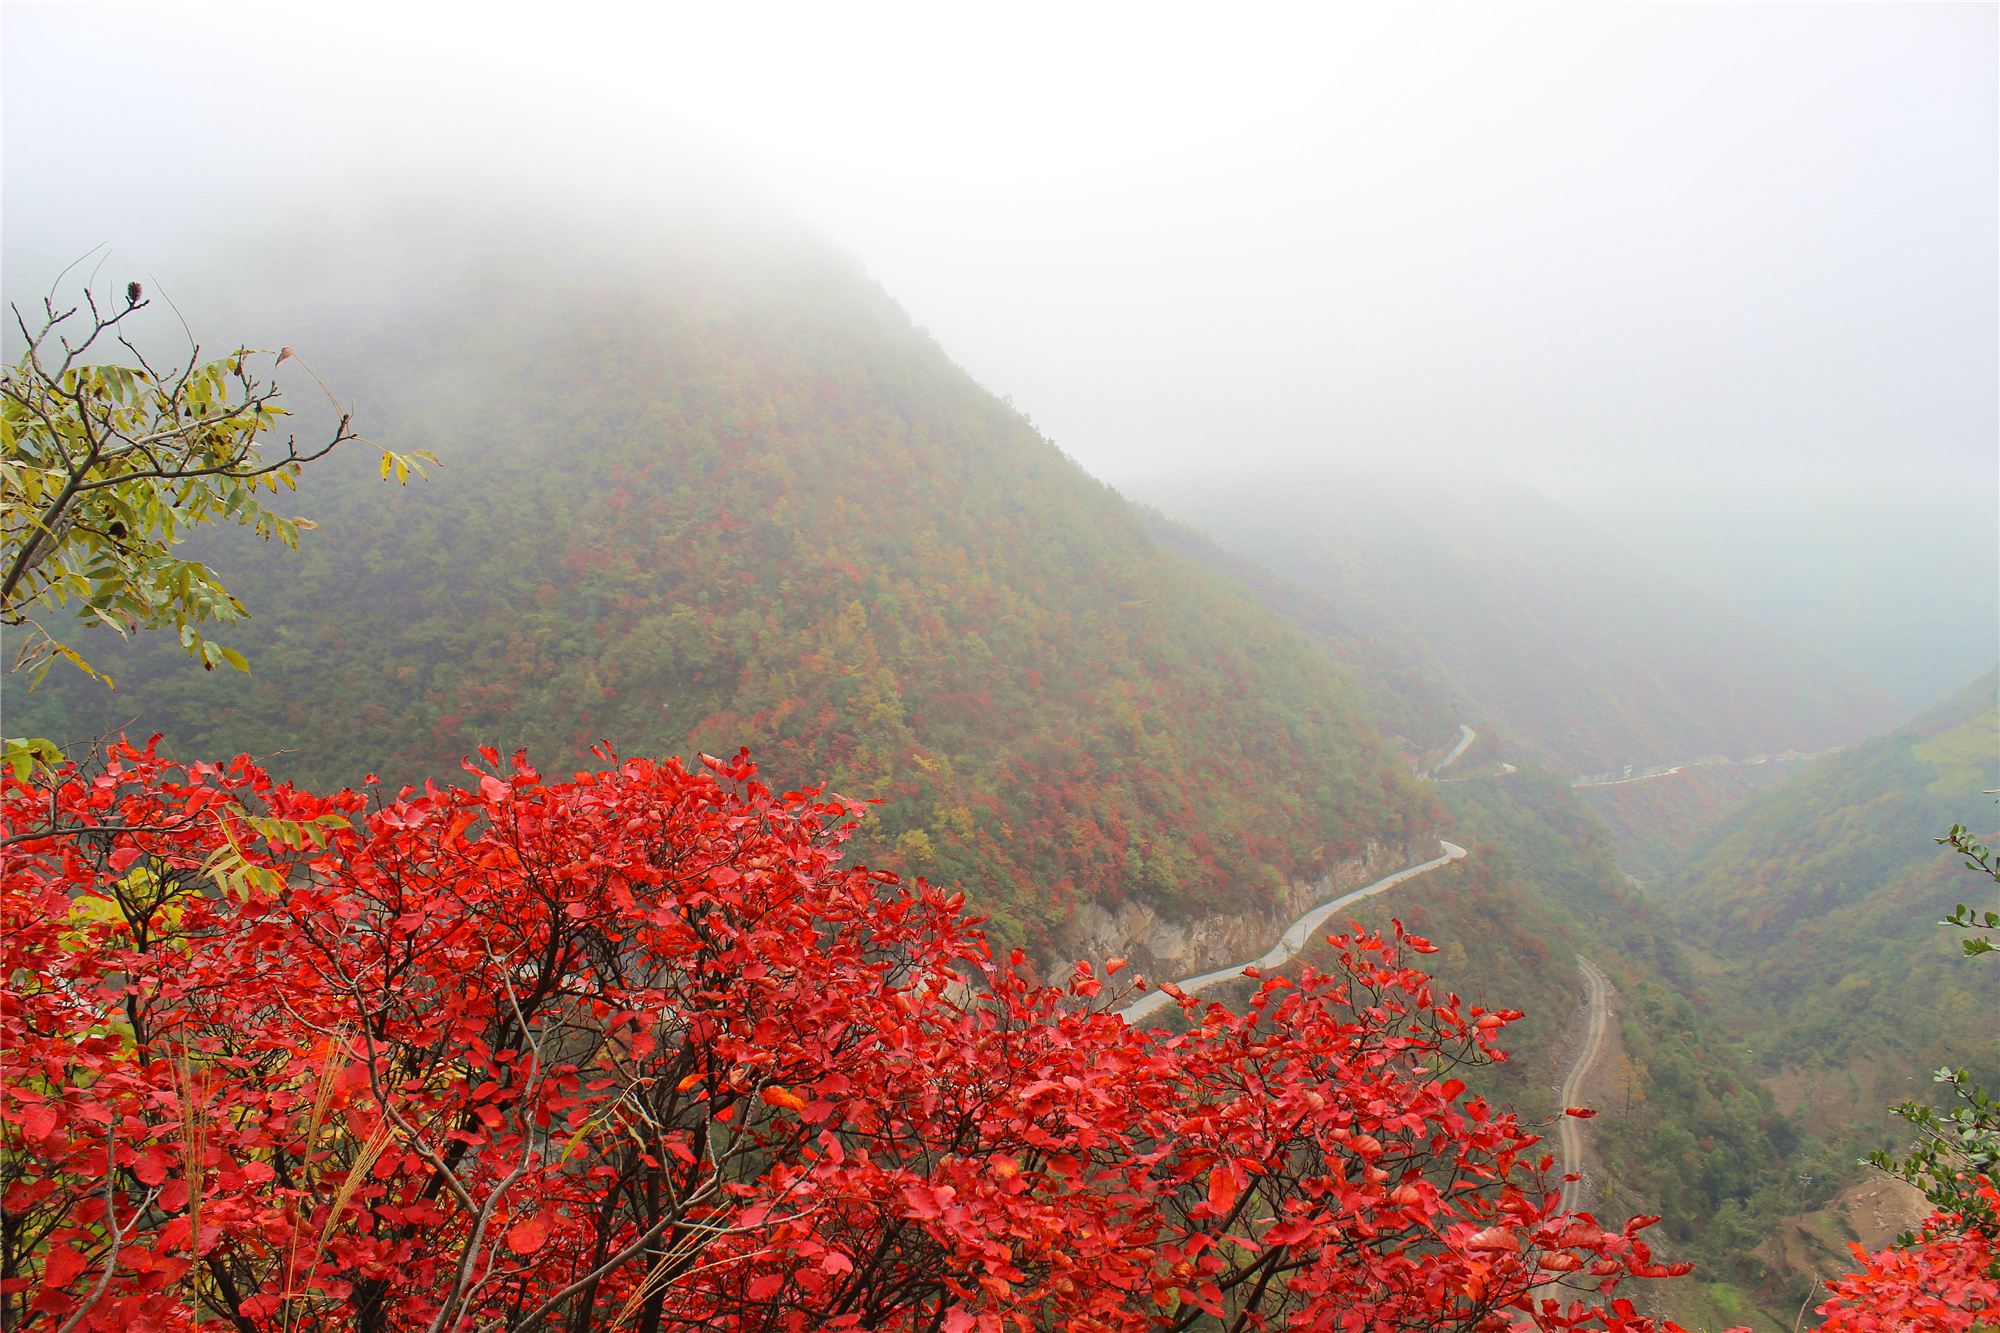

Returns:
1413,725,1843,792
1569,746,1844,790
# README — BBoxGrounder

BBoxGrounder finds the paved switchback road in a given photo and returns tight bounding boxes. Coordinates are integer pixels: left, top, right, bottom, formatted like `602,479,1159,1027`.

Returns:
1423,724,1477,780
1115,840,1469,1025
1556,957,1614,1211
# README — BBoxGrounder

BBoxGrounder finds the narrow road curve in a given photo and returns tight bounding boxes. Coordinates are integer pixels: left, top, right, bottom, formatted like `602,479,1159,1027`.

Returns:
1115,839,1470,1024
1423,724,1478,779
1556,956,1613,1211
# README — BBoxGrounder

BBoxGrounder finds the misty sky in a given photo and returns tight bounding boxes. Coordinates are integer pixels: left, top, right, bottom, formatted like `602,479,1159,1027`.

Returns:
5,2,1996,701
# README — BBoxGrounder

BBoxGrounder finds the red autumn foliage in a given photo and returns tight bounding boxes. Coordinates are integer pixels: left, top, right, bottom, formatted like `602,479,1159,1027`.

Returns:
1813,1180,1999,1333
4,738,1697,1332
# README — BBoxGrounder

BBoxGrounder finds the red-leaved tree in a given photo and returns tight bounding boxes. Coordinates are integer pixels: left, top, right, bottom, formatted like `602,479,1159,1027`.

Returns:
1813,1180,1999,1333
5,739,1696,1332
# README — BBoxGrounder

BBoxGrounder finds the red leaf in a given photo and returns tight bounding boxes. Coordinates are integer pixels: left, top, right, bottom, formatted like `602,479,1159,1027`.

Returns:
109,847,142,873
133,1144,172,1186
43,1245,87,1288
19,1104,57,1141
1207,1164,1240,1215
1555,1220,1606,1248
506,1211,551,1255
1464,1226,1521,1253
762,1085,807,1112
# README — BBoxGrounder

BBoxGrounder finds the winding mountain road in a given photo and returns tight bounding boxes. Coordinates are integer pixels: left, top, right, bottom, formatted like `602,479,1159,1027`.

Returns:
1424,724,1477,779
1556,956,1613,1211
1115,839,1469,1024
1111,726,1613,1214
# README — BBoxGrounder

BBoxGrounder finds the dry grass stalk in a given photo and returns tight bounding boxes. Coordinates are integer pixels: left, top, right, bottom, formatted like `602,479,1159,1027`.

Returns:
608,1250,673,1328
296,1029,349,1190
168,1041,208,1261
317,1117,397,1261
607,1223,729,1328
279,1030,352,1326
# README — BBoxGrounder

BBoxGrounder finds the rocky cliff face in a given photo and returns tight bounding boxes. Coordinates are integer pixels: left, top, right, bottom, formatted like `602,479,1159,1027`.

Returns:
1053,837,1428,987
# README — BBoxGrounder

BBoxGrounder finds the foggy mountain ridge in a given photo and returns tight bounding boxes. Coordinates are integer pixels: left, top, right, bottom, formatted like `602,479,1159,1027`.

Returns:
1548,478,2000,712
1136,465,1909,778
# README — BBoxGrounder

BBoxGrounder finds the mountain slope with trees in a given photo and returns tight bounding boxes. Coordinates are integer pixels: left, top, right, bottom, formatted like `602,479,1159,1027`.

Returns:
1139,468,1906,777
1662,668,1999,1082
5,219,1439,958
1133,506,1462,766
1573,762,1818,881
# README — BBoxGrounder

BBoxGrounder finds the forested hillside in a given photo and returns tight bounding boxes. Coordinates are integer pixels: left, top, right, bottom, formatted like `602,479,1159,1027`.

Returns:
1665,668,2000,1081
1133,507,1462,765
9,207,1979,1330
1576,762,1816,880
1140,469,1906,776
6,222,1440,956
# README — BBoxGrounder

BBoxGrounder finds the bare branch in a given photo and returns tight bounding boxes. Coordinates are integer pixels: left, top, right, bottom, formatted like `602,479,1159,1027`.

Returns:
52,1124,160,1333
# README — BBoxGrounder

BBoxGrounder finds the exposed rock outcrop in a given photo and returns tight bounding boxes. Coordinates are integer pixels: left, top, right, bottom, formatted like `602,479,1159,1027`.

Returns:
1052,837,1427,986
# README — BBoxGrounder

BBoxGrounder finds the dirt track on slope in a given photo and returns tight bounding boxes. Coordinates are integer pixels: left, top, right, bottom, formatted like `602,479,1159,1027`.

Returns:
1556,957,1613,1211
